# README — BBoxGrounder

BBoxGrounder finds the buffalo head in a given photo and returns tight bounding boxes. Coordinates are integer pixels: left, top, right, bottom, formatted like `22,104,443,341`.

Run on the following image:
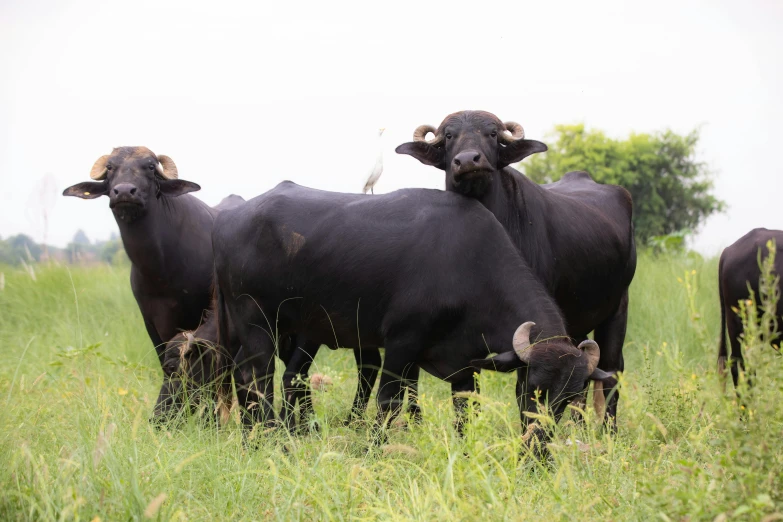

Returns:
152,326,228,424
396,111,547,197
471,322,616,450
63,147,200,223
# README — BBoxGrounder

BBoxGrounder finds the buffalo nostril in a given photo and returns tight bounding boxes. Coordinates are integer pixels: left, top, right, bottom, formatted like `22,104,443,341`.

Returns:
113,189,119,195
454,159,461,167
473,154,480,163
130,188,136,195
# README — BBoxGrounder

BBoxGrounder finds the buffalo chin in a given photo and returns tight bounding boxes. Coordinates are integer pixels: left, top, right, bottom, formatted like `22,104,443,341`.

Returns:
450,171,492,198
111,202,146,223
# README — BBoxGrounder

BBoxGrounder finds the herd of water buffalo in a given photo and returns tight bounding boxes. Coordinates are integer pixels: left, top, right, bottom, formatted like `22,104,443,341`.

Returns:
63,110,783,454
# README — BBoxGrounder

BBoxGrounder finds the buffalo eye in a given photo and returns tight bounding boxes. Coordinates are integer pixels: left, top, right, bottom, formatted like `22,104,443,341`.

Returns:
106,164,113,171
490,131,497,138
148,164,155,171
446,133,453,140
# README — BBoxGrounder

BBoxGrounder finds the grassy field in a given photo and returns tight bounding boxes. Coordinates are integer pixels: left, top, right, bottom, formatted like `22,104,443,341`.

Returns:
0,253,781,521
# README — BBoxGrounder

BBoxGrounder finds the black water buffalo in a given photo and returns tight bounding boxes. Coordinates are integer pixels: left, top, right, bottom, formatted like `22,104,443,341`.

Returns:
396,111,636,429
211,181,617,449
63,147,245,365
153,308,321,430
718,228,783,388
62,147,323,426
153,311,228,422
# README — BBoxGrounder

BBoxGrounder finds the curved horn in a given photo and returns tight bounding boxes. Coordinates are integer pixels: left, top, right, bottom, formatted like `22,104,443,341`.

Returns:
155,154,179,180
498,121,525,144
183,332,195,354
173,331,195,374
578,339,600,375
89,155,110,180
412,124,445,146
512,321,536,363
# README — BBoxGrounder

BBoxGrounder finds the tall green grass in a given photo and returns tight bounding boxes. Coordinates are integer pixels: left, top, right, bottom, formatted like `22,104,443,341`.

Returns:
0,253,781,521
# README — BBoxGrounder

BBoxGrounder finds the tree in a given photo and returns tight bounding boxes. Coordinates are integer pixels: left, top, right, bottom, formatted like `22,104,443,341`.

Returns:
0,234,42,265
521,124,725,244
100,239,126,264
72,229,91,245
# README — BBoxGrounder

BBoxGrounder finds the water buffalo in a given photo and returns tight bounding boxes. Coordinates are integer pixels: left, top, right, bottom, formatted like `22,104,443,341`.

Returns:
153,311,228,422
62,147,324,426
153,308,321,430
717,228,783,388
210,181,616,450
396,111,636,429
63,147,245,365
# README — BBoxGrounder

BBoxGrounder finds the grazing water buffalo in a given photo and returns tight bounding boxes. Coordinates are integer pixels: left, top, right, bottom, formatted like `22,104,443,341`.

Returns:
153,311,228,422
396,111,636,429
211,181,616,450
153,308,321,430
63,146,245,365
717,228,783,389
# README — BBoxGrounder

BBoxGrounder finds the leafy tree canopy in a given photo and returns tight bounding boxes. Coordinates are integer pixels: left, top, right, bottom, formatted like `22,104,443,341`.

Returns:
522,124,725,244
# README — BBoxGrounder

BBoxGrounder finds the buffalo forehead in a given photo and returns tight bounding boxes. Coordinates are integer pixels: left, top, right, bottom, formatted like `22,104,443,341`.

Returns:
111,146,157,162
439,110,504,132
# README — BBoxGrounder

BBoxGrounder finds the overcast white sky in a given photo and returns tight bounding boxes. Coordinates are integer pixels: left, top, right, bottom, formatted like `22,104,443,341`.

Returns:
1,0,781,255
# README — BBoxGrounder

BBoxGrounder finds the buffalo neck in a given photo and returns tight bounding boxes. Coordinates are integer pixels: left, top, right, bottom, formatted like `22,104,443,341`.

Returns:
115,195,213,281
499,249,568,343
469,167,556,284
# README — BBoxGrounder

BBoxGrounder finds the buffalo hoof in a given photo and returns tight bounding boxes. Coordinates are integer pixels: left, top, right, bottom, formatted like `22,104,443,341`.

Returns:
342,412,368,428
368,428,389,447
296,419,320,435
408,406,423,425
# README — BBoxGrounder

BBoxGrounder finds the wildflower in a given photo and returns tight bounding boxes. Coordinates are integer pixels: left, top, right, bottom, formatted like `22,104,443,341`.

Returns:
117,388,128,396
93,423,117,466
310,373,333,391
382,444,418,456
144,493,167,518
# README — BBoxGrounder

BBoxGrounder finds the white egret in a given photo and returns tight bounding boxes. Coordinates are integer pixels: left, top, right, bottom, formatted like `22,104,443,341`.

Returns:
362,127,385,194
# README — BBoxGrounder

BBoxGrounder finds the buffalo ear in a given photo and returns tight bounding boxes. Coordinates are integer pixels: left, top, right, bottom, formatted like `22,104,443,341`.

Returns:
395,142,446,169
157,179,201,197
589,368,618,393
498,139,548,167
588,368,615,381
471,351,524,373
63,181,109,199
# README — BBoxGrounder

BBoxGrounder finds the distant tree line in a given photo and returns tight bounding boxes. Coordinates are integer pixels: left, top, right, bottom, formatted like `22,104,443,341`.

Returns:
0,230,128,266
3,127,722,263
521,124,725,248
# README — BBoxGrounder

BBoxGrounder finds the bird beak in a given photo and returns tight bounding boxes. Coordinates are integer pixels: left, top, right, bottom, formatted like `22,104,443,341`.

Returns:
379,128,386,134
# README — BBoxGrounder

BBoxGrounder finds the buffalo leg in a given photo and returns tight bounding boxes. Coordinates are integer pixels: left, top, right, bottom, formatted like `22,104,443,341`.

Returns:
451,377,478,435
726,309,753,418
370,340,419,444
593,290,629,432
143,297,188,367
726,311,746,389
280,337,320,432
233,328,277,429
346,350,423,425
405,364,423,423
142,317,168,366
345,347,382,423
